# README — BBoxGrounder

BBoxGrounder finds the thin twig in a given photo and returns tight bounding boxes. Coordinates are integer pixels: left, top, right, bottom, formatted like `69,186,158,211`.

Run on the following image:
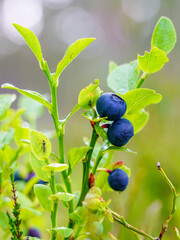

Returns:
157,162,179,239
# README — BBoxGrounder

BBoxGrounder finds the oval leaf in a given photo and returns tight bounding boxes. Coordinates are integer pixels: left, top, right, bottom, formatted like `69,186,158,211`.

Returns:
107,60,140,95
69,207,86,225
34,184,52,212
30,130,52,160
30,153,50,181
138,47,169,74
54,38,95,83
0,128,15,149
1,83,52,111
49,192,75,202
13,23,43,67
151,17,176,54
42,163,68,172
48,227,73,238
123,88,162,114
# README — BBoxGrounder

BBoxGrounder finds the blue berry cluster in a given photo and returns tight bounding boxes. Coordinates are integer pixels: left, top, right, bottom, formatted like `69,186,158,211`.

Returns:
96,93,134,192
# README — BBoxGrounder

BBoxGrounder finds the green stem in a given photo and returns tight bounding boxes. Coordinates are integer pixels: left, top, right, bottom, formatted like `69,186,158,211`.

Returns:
110,210,155,240
92,149,103,175
50,172,58,240
135,72,149,88
76,128,98,207
175,227,180,240
157,162,179,239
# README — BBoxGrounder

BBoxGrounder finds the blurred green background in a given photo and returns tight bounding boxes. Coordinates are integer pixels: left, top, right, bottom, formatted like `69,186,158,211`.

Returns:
0,0,180,239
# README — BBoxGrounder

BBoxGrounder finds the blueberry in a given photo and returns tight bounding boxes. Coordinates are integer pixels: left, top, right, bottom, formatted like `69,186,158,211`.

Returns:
14,171,24,182
108,169,129,191
28,228,41,238
107,118,134,146
26,172,48,184
96,93,127,120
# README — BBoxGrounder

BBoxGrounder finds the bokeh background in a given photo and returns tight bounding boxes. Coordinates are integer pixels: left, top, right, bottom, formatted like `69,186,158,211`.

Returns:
0,0,180,239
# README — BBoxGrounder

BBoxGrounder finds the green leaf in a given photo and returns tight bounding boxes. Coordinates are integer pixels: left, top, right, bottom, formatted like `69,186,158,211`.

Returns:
69,207,86,225
78,79,101,110
82,110,106,122
30,130,52,161
68,146,92,171
30,153,50,181
94,125,107,141
123,88,162,114
138,47,169,74
0,94,16,118
48,227,73,238
16,191,34,208
49,192,75,202
1,83,52,111
125,110,149,134
107,60,140,95
34,184,52,212
103,145,136,154
42,163,68,172
0,128,15,149
13,23,43,67
109,61,118,73
54,38,95,83
151,17,176,54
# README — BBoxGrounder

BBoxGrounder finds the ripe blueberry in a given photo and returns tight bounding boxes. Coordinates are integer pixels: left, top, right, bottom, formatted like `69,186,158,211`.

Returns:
107,118,134,146
96,93,127,120
14,171,24,182
108,169,129,191
28,228,41,238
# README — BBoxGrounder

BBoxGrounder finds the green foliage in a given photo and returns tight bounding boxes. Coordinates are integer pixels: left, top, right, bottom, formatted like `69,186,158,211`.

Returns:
13,23,43,67
54,38,95,84
68,146,92,172
0,128,15,149
49,227,73,238
78,79,101,110
30,153,50,181
151,16,176,54
42,163,68,172
30,130,52,161
123,88,162,114
0,94,16,119
107,60,140,94
34,184,52,212
49,192,75,202
69,207,86,225
138,47,169,73
1,83,52,111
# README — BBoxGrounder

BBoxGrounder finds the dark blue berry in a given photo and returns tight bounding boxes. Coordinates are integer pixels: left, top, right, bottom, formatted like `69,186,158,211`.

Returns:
108,169,129,191
96,93,127,120
14,171,24,181
107,118,134,146
28,228,41,238
26,172,48,184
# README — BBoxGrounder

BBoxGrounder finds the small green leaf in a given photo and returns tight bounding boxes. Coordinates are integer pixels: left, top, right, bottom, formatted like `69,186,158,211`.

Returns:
30,130,52,160
30,153,50,181
1,83,52,111
94,125,107,141
34,184,52,212
48,227,73,238
103,145,136,154
138,47,169,74
49,192,75,202
82,110,106,122
125,110,149,134
78,79,101,110
54,38,95,83
151,17,176,54
13,23,43,67
0,128,15,149
69,207,86,225
0,94,16,118
16,191,34,208
42,163,68,172
123,88,162,114
68,147,92,171
107,60,140,95
109,61,118,73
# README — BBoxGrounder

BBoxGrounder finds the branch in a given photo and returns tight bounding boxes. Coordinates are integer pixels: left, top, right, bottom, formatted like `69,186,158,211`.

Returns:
157,162,179,239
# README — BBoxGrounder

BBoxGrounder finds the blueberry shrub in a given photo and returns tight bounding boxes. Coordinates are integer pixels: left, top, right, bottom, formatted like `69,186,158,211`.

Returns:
0,17,179,240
